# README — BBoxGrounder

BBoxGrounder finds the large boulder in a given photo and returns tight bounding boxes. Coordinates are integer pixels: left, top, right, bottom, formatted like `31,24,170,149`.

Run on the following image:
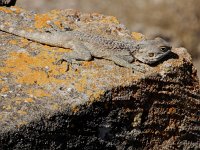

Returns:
0,7,199,149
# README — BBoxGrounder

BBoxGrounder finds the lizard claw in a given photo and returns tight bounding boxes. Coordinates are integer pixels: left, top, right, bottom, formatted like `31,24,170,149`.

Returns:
55,58,69,65
46,21,72,32
55,58,71,72
55,58,82,72
131,64,148,73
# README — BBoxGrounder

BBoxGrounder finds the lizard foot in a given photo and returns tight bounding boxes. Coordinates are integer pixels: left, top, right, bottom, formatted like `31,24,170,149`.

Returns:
55,58,70,71
46,21,61,32
131,64,148,73
55,58,82,72
46,21,72,32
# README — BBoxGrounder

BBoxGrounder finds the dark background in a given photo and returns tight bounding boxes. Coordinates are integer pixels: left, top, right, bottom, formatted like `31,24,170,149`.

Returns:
16,0,200,78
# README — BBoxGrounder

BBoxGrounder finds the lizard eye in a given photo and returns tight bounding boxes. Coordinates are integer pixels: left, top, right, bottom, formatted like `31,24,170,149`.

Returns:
148,53,154,57
160,46,170,52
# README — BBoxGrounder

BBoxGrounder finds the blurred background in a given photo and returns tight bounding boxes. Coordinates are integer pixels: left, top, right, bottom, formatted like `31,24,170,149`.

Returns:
15,0,200,78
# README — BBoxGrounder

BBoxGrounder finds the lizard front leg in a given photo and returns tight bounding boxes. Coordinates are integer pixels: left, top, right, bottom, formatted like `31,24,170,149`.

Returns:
57,40,92,71
107,56,147,73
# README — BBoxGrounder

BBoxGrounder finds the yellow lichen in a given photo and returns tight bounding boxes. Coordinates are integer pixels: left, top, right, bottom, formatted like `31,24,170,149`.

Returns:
15,98,23,105
17,110,28,115
24,98,35,103
131,32,145,41
50,9,61,15
2,105,12,110
51,103,60,110
27,28,34,32
100,16,119,24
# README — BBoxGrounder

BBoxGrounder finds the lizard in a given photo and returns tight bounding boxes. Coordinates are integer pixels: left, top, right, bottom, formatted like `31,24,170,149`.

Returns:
0,22,172,72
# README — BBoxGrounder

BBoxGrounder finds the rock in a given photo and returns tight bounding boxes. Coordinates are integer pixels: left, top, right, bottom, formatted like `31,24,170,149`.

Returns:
0,7,199,149
0,0,16,6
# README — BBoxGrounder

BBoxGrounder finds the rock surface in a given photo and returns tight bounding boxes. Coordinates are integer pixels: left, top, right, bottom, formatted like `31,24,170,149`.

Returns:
0,7,199,149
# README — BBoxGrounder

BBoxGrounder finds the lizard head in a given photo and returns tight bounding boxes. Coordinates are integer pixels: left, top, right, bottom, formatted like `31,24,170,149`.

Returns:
133,37,172,64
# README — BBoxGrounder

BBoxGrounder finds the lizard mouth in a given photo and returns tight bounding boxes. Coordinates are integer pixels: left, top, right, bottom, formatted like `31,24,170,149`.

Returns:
147,50,171,64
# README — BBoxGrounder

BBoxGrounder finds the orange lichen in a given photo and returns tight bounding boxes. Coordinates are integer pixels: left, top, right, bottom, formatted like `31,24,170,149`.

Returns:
27,89,50,97
72,105,79,113
90,90,104,100
0,86,9,93
87,90,105,105
0,47,70,85
9,38,30,47
11,6,23,14
168,107,176,114
9,40,18,45
56,48,72,53
74,76,88,93
34,14,52,29
0,7,13,13
27,28,34,32
53,21,62,28
18,71,49,85
20,38,30,47
82,61,94,67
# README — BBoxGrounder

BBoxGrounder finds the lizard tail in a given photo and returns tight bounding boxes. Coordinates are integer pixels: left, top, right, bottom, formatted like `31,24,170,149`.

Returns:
0,24,63,47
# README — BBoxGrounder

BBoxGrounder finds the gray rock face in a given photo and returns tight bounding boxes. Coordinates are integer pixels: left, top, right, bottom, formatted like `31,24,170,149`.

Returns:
0,7,199,149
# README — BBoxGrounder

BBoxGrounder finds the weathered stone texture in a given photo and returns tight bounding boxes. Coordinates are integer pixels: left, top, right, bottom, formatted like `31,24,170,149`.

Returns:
0,7,199,149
